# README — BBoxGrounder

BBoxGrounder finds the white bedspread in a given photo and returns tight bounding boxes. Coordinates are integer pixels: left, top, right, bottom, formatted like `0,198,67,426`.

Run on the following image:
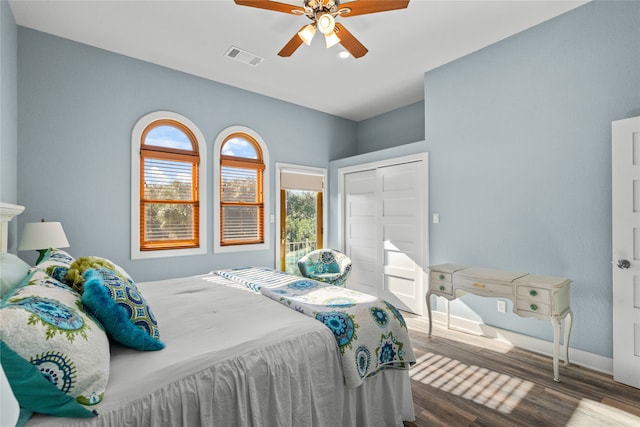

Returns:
216,267,416,388
25,273,414,426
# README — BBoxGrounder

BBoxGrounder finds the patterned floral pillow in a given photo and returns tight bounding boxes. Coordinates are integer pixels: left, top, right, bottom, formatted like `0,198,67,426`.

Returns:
35,248,75,272
65,256,134,294
0,272,109,418
82,268,164,351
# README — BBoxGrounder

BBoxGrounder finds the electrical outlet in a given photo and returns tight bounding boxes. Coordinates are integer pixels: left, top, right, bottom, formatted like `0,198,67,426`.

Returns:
497,299,507,313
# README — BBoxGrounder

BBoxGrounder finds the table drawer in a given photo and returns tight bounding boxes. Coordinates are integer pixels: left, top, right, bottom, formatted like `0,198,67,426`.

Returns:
517,286,550,303
455,277,513,297
430,281,453,294
430,271,453,295
518,301,550,316
430,271,452,283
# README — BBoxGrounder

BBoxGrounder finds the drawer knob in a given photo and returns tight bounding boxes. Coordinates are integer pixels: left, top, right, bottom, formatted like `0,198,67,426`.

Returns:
439,285,445,291
529,290,538,297
439,274,445,280
530,304,538,311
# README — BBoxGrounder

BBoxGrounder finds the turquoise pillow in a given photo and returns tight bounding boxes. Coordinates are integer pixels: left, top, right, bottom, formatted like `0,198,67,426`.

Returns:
0,272,109,418
82,268,164,351
1,342,94,418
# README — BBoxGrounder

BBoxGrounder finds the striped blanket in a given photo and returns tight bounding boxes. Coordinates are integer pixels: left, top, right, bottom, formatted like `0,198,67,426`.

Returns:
215,267,415,388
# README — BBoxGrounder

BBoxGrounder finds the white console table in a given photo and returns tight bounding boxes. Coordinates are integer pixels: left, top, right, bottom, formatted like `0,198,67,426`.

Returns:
427,264,573,382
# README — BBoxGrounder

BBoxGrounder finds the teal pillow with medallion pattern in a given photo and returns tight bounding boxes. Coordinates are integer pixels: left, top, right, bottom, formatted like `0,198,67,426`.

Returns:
0,270,109,418
82,268,164,351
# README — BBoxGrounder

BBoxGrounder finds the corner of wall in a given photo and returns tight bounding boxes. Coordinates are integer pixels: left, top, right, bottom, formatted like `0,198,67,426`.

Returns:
0,0,19,251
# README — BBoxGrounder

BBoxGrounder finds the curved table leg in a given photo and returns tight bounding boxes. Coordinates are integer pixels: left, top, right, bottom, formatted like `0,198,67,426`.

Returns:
426,291,433,337
563,309,573,366
551,316,561,382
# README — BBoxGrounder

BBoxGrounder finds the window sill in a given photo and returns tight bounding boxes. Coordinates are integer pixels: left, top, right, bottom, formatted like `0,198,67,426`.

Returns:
131,246,207,260
214,242,269,254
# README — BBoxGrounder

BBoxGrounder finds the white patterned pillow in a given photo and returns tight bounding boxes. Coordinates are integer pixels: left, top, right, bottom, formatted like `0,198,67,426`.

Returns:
35,248,75,272
0,272,109,418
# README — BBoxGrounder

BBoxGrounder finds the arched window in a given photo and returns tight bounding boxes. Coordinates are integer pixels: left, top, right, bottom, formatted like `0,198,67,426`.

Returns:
220,133,264,245
214,126,269,252
131,112,207,259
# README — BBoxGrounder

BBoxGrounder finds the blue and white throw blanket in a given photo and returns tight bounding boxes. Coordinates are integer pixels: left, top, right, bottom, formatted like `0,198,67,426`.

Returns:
216,267,416,388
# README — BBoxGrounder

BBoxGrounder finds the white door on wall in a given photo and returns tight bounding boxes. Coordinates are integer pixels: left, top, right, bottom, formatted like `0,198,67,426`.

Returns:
380,161,425,314
612,116,640,389
341,153,428,315
345,169,379,296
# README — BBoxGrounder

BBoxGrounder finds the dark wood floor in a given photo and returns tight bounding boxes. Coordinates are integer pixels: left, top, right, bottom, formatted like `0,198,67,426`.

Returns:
403,316,640,427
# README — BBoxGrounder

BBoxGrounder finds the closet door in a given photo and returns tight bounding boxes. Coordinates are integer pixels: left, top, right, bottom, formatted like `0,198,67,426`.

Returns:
342,154,428,315
345,169,379,296
380,161,425,315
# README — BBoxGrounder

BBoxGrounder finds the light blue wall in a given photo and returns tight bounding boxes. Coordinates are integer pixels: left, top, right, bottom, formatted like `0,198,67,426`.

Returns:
0,0,19,251
349,1,640,358
422,1,640,358
16,28,357,281
356,101,424,153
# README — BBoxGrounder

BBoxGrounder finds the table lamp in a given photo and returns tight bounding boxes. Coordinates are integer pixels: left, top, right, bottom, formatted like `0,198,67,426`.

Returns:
18,220,70,264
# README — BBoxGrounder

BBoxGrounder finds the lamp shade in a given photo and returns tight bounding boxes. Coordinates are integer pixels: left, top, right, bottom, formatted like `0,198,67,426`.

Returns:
317,13,335,35
324,31,340,48
18,221,70,251
298,24,316,45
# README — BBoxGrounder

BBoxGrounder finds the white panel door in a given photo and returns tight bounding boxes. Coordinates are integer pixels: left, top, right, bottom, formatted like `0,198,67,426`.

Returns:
345,169,379,296
612,116,640,389
380,161,425,314
342,155,428,315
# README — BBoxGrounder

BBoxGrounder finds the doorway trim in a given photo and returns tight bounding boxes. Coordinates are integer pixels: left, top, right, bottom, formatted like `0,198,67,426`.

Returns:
275,162,328,270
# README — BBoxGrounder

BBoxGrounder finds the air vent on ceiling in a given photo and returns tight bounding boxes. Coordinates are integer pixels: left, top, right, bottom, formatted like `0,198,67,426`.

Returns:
224,46,264,67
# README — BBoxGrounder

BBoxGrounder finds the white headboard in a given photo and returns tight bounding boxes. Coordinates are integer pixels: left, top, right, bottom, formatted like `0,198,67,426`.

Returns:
0,202,25,254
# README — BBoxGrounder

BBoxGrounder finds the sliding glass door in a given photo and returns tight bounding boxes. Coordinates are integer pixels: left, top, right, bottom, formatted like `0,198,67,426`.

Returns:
277,166,326,274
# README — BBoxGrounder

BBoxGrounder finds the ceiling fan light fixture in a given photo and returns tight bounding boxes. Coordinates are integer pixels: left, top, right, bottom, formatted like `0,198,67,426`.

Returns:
317,13,335,35
234,0,411,59
324,31,340,48
298,24,316,45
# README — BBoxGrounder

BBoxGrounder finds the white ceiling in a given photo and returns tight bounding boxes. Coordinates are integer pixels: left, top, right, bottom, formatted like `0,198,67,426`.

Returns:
9,0,586,121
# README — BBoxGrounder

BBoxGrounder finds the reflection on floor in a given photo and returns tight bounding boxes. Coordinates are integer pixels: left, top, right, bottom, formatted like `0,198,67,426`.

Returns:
404,315,640,427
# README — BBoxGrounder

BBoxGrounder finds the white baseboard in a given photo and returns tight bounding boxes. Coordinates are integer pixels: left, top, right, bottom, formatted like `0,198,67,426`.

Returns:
430,311,613,376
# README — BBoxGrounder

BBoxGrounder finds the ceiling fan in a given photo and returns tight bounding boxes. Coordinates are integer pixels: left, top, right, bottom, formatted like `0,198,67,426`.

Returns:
234,0,410,58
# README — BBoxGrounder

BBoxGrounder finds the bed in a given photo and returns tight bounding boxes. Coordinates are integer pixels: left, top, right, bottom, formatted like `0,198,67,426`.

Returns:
0,203,416,427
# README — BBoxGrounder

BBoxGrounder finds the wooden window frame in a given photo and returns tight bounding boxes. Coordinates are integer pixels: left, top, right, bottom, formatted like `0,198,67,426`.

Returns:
274,163,328,272
131,112,207,260
220,133,265,246
213,126,270,254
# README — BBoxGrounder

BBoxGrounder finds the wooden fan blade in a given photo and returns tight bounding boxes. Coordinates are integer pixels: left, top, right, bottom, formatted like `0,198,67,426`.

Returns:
234,0,305,15
339,0,409,17
334,23,368,58
278,26,306,57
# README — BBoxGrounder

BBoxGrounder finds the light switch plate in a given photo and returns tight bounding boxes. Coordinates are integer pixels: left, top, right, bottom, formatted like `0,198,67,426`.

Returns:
497,299,507,313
